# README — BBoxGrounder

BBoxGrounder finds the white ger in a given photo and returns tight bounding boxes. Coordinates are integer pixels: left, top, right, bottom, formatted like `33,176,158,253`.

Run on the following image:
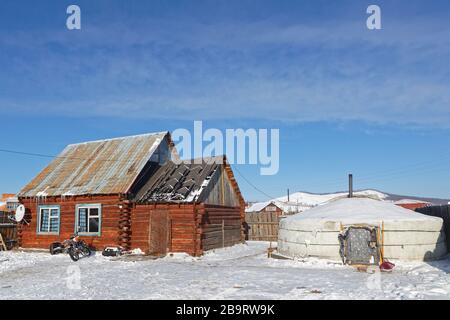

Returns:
278,197,447,261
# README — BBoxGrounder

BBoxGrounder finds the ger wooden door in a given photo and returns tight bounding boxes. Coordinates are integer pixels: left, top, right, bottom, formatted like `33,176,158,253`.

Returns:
149,210,170,256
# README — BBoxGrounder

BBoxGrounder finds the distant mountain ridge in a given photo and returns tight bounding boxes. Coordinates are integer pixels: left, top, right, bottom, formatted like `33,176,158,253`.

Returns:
246,189,450,214
380,191,450,205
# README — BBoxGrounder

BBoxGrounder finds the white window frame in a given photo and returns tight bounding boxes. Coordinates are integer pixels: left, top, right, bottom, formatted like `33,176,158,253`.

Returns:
37,205,60,235
75,204,102,236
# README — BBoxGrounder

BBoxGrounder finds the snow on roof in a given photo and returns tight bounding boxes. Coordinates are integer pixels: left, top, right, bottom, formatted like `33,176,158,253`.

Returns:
276,189,387,205
245,200,311,213
286,197,440,224
246,201,273,212
134,156,222,203
394,199,430,205
0,201,7,211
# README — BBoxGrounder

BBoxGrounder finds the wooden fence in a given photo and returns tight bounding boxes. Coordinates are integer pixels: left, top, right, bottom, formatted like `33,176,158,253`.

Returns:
0,211,18,250
416,205,450,252
244,212,282,241
202,222,242,251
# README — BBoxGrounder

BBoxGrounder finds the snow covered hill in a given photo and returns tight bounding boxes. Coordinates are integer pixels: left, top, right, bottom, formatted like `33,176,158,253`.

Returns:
246,189,449,214
246,189,387,214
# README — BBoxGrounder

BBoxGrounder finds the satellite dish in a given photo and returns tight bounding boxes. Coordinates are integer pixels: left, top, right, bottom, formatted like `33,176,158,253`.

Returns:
15,205,26,222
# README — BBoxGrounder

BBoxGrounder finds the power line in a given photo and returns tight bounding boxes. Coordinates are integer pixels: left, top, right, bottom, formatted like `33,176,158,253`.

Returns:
1,145,291,203
232,165,296,205
232,165,277,200
0,146,296,203
2,146,449,199
357,163,450,185
299,151,450,190
0,149,58,159
356,151,450,181
0,148,146,164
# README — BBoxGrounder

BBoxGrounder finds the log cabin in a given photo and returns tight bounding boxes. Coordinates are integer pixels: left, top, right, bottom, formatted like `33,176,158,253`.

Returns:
17,132,245,256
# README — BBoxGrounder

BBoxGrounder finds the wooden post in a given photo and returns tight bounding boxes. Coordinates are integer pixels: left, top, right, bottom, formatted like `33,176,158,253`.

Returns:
222,219,225,248
268,240,272,258
0,233,7,251
380,221,385,263
348,174,353,198
169,219,173,252
221,167,225,206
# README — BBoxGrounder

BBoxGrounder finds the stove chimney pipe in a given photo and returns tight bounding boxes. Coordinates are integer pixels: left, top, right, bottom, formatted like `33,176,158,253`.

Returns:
348,174,353,198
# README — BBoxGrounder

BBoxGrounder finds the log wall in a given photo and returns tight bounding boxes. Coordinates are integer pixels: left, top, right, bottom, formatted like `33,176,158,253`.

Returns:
131,203,244,256
201,204,243,252
19,197,244,256
131,203,200,255
19,195,122,250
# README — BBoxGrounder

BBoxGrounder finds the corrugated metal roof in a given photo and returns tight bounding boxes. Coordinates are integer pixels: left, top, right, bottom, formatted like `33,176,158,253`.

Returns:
19,132,169,197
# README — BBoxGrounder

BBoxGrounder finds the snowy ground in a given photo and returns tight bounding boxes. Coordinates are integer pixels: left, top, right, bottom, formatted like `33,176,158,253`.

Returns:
0,242,449,300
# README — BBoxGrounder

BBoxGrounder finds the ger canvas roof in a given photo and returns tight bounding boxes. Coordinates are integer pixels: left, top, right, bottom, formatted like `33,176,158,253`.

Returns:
19,132,168,197
287,197,442,225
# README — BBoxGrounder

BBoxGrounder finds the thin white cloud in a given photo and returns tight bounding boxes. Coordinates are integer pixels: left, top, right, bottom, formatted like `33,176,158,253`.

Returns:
1,15,450,128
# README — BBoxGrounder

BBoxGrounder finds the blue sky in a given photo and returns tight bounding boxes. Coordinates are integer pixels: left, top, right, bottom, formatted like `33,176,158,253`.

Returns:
1,0,450,201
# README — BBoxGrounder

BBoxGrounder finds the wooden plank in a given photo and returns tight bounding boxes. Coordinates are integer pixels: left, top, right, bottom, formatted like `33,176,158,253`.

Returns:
258,213,263,240
246,222,278,225
0,233,7,251
272,212,277,239
149,210,170,255
244,211,280,241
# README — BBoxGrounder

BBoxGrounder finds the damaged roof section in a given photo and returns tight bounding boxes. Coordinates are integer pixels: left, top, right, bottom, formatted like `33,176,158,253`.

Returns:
134,157,224,203
19,132,170,197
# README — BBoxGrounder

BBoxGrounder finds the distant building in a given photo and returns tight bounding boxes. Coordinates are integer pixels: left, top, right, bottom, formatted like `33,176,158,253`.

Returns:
246,200,310,215
245,201,284,216
394,199,430,211
0,194,19,212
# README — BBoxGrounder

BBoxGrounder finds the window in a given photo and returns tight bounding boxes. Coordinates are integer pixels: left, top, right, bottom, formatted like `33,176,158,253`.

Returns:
38,206,60,234
76,204,101,236
7,202,19,212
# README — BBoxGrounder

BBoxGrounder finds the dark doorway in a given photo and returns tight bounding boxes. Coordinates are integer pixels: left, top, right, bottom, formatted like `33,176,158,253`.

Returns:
339,226,380,265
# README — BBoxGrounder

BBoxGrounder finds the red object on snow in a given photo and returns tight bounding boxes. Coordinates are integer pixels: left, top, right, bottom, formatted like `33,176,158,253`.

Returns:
380,261,395,272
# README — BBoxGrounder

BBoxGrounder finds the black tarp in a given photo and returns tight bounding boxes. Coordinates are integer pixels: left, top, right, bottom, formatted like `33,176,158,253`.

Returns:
416,205,450,252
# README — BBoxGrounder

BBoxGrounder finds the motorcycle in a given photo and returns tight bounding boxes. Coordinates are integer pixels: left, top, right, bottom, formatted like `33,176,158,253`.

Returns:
49,233,91,262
